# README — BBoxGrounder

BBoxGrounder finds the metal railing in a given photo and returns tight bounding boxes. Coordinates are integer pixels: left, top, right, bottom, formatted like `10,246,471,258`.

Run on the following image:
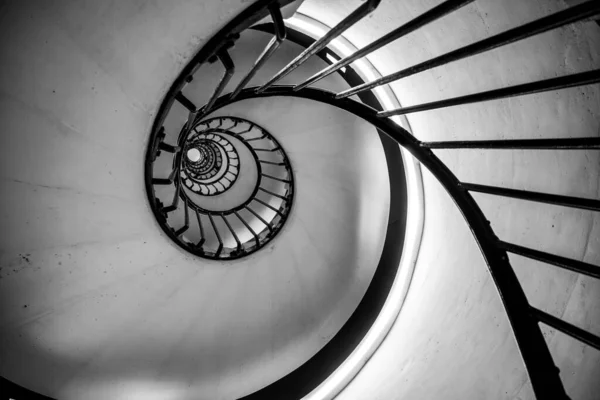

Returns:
148,114,294,260
144,0,600,398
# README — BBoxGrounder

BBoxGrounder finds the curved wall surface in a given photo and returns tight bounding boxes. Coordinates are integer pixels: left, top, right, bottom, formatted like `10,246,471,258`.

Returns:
0,1,392,399
296,0,600,399
1,0,598,399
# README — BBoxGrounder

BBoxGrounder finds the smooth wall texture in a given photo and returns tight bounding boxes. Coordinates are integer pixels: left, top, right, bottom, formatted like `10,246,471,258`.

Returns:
0,1,391,399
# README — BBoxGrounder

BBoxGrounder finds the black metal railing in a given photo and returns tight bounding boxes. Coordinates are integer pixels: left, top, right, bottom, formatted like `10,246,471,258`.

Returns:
180,129,240,196
148,114,294,260
144,0,600,398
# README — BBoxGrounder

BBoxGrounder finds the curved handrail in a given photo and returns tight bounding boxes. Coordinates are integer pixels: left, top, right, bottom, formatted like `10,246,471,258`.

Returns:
210,85,571,399
2,1,597,400
141,0,600,399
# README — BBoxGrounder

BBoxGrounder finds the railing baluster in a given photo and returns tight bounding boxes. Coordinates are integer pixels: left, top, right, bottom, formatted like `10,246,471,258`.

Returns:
175,92,196,112
158,142,180,153
256,0,381,92
195,209,206,247
262,173,291,184
220,119,239,131
222,215,242,252
378,69,600,117
337,1,600,98
161,168,179,183
295,0,475,91
235,210,260,248
254,197,284,216
208,214,224,257
152,178,173,185
236,124,254,136
152,127,181,160
269,2,286,41
259,186,288,201
174,201,190,236
161,202,178,214
244,134,268,142
161,178,181,214
246,205,273,233
461,182,600,212
204,50,235,114
230,3,286,100
422,137,600,150
259,159,285,166
530,307,600,351
183,109,199,137
499,241,600,280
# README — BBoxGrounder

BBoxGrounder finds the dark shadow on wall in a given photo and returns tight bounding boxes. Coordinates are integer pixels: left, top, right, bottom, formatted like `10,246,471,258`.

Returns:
1,377,55,400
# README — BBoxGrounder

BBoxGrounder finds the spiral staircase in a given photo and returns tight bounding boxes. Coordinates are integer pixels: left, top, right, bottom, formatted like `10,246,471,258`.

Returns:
0,0,599,399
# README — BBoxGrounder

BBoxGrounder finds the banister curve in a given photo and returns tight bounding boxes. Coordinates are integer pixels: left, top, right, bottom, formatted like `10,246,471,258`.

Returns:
205,85,568,399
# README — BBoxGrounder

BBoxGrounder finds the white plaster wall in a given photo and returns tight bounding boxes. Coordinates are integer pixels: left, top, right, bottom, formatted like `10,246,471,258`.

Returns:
1,0,598,399
296,0,600,399
0,1,391,399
